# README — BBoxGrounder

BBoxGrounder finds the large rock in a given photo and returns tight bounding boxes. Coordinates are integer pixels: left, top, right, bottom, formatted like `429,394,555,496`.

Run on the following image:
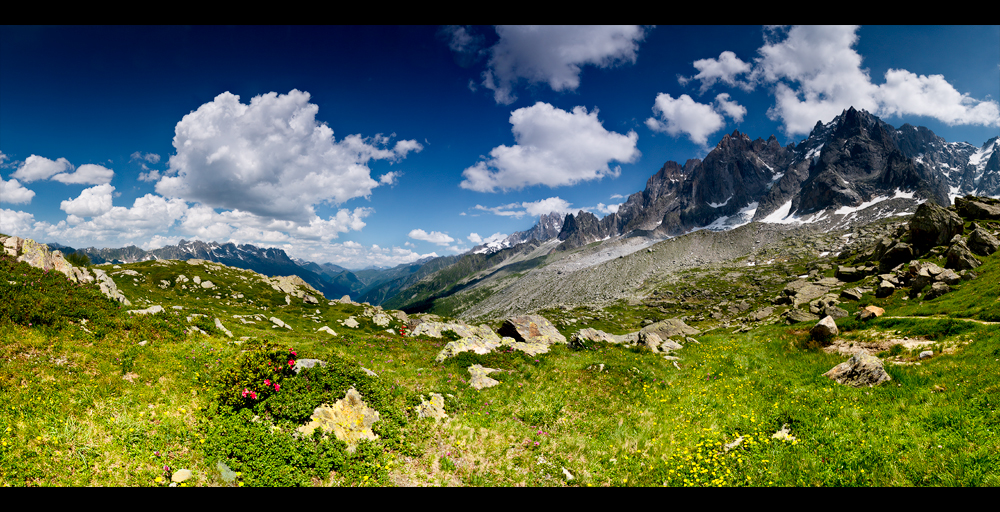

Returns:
569,328,623,348
924,282,951,300
498,315,566,344
297,387,379,451
640,318,699,339
967,227,999,256
954,196,1000,220
878,242,914,273
810,316,839,343
822,350,891,387
835,266,867,282
875,280,896,298
128,305,164,315
945,240,981,271
783,309,820,324
909,202,964,250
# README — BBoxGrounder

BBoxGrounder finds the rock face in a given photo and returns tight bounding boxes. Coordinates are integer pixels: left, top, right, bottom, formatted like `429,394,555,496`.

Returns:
497,315,566,344
822,351,891,387
297,387,379,451
810,316,839,342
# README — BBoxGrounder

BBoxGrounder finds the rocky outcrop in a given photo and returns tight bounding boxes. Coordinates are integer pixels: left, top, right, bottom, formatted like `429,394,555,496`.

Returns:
966,226,999,257
1,235,130,305
823,350,891,387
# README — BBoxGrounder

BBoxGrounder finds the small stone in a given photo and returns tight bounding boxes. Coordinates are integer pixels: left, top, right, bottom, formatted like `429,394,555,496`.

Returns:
562,467,575,481
171,469,192,483
919,351,933,359
468,364,501,390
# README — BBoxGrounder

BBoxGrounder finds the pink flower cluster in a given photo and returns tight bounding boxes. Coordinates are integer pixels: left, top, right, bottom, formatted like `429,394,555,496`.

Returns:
241,388,258,400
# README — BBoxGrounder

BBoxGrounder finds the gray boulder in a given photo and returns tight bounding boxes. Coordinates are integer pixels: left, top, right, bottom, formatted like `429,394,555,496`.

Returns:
498,315,566,344
924,282,951,300
945,240,981,271
835,266,867,282
954,196,1000,220
640,318,699,339
823,350,891,387
783,309,820,324
967,227,1000,256
810,316,839,343
875,280,896,298
909,202,964,250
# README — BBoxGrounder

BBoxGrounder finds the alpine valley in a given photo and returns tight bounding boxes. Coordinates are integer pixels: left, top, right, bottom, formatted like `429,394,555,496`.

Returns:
4,107,1000,487
57,108,999,322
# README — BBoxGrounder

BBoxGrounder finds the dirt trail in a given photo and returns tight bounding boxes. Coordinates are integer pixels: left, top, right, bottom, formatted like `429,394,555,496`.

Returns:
882,316,1000,325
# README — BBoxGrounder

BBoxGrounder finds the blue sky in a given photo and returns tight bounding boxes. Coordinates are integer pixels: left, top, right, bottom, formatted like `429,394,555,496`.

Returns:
2,26,998,269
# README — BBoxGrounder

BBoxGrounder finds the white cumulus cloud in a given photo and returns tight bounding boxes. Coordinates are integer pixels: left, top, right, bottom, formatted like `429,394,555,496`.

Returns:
408,228,455,246
461,102,639,192
714,93,747,123
60,183,115,217
11,155,73,183
155,90,422,223
0,175,35,204
480,25,647,105
0,208,37,235
876,68,1000,127
51,163,115,185
645,93,726,145
678,50,753,93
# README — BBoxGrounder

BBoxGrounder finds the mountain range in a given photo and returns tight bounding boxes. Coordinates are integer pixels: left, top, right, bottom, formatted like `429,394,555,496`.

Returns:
46,107,999,312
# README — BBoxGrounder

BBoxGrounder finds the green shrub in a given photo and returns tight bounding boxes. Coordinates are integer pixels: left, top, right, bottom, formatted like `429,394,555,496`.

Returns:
214,338,299,410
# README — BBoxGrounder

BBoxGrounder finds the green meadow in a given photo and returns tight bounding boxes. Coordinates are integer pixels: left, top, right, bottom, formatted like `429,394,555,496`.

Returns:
1,244,998,486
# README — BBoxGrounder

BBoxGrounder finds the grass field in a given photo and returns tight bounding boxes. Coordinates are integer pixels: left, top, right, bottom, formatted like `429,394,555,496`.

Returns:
1,246,998,486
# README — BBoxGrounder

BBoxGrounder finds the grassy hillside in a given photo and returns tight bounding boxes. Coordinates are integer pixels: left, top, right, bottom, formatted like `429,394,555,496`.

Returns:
1,238,998,486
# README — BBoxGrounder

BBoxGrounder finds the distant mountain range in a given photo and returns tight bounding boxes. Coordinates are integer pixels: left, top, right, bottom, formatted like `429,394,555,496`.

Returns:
48,107,999,311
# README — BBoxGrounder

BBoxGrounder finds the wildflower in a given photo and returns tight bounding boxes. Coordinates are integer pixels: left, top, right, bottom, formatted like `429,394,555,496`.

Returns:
264,379,271,386
242,388,248,398
274,383,280,391
250,391,257,400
